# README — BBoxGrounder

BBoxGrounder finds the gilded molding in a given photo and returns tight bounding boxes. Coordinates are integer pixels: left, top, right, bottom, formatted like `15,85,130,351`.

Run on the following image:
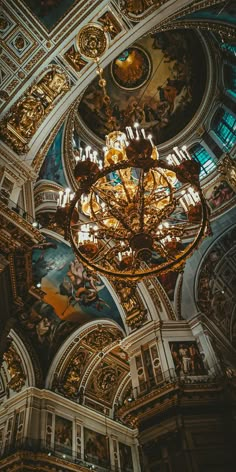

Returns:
24,48,45,71
0,51,18,71
149,0,230,35
118,0,167,22
76,23,108,60
112,281,148,330
157,21,236,40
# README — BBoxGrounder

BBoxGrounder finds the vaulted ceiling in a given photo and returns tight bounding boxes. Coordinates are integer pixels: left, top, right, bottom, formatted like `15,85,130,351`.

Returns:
0,0,236,410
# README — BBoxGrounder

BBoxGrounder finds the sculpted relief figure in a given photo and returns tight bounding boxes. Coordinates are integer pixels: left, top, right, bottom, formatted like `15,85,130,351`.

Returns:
9,96,44,139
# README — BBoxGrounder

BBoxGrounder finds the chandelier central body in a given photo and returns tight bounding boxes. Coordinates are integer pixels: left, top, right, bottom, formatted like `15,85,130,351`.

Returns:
58,129,209,282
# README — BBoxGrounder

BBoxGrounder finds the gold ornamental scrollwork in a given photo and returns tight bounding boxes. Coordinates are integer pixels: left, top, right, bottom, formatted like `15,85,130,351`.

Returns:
93,365,119,399
76,24,108,60
83,326,122,351
0,66,70,154
3,344,26,392
61,350,87,398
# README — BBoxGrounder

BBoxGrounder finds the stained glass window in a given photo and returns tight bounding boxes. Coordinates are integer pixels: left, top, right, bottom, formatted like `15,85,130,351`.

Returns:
224,64,236,99
212,108,236,150
189,144,217,178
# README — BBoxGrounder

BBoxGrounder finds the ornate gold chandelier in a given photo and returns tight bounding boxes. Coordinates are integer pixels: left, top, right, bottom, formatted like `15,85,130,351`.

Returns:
56,126,209,281
55,23,210,282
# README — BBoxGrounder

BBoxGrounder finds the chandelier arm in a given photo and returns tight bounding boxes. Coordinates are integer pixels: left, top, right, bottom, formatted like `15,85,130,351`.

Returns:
91,244,118,263
137,169,145,232
91,184,135,234
153,241,177,262
117,170,132,203
67,185,208,280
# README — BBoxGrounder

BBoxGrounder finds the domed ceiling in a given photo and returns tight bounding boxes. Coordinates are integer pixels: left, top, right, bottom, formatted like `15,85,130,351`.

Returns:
0,0,235,401
78,29,207,145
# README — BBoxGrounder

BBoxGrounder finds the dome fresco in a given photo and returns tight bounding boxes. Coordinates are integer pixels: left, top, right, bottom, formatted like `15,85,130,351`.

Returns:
25,235,123,368
78,29,207,145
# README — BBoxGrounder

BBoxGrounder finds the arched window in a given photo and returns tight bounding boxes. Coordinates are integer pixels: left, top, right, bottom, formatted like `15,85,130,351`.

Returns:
211,108,236,150
189,144,216,178
224,64,236,99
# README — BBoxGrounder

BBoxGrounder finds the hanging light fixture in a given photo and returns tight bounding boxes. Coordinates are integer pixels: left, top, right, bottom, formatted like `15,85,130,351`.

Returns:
55,24,210,282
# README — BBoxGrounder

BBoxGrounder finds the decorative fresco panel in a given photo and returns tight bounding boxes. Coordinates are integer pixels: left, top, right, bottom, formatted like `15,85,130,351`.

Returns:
197,224,236,347
38,125,67,187
22,0,77,30
97,11,122,39
158,271,179,301
204,178,235,211
84,428,110,468
170,341,207,376
78,29,206,145
55,415,72,453
16,235,123,372
119,442,133,472
32,236,122,326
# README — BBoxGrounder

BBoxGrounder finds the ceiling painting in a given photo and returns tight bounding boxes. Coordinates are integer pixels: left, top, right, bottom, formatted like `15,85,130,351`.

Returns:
32,235,123,326
22,0,77,30
158,271,179,302
14,236,124,371
38,125,67,187
111,47,152,90
204,177,235,215
78,29,206,145
197,224,236,347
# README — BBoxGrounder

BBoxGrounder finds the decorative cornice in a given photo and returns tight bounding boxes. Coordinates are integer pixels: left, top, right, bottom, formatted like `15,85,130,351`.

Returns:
0,202,45,245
